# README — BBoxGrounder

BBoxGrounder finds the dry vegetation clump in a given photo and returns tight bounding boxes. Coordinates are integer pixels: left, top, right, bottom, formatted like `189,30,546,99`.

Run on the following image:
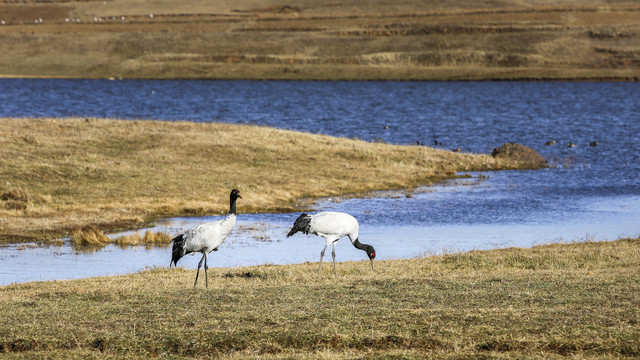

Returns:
0,237,638,358
0,117,538,244
111,231,173,247
142,230,172,245
70,225,111,247
0,188,30,202
1,188,52,212
1,188,29,211
113,233,143,247
491,142,548,168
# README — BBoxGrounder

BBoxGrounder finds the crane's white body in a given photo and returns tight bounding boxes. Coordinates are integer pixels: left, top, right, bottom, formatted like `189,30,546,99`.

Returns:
180,214,236,256
306,211,359,244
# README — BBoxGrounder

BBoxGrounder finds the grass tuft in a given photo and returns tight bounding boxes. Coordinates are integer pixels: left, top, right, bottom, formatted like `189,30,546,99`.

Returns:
70,225,111,247
1,188,30,202
113,233,142,247
142,230,172,245
114,231,173,247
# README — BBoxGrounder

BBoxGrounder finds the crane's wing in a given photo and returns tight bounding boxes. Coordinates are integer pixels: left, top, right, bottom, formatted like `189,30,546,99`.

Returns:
287,213,312,237
309,212,358,239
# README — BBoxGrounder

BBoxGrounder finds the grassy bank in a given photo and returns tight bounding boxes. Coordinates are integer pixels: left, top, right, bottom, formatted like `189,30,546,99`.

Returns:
0,0,638,80
0,237,638,358
0,117,537,243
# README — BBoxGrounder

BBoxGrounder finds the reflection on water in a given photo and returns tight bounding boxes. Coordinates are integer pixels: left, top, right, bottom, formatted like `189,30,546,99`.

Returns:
2,174,638,285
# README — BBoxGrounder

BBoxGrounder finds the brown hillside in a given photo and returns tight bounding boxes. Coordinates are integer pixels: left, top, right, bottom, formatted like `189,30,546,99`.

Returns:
0,0,638,80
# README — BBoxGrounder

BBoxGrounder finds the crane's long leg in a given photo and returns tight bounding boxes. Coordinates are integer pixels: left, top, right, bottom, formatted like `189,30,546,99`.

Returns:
332,242,337,278
194,253,205,288
204,252,209,288
318,244,328,276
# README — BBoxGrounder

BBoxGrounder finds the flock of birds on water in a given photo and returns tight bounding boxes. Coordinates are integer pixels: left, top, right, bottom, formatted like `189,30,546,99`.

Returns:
384,124,599,151
545,139,598,147
170,189,376,288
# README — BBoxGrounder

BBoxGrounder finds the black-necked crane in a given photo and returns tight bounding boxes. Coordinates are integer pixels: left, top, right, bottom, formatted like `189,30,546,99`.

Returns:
170,189,242,288
286,211,376,277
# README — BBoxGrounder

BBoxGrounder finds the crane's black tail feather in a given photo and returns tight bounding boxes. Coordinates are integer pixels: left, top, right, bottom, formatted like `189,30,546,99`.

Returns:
170,233,186,267
287,213,312,237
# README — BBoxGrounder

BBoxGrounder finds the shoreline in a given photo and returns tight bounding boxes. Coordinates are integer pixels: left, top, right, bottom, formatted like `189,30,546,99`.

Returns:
0,233,628,285
1,74,638,82
0,118,544,244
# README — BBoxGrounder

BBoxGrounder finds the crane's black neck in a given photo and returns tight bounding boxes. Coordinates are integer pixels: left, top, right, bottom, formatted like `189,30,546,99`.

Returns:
228,189,241,215
353,238,375,258
229,198,237,215
353,238,367,250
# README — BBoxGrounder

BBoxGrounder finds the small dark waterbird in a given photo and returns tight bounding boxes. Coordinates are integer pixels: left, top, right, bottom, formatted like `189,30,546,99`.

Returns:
286,211,376,277
170,189,242,288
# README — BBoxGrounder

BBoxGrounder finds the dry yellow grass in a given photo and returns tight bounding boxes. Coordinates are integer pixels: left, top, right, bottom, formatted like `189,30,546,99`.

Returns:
114,231,172,248
0,0,638,80
70,225,111,247
0,117,538,243
0,237,638,358
113,233,143,247
142,230,172,245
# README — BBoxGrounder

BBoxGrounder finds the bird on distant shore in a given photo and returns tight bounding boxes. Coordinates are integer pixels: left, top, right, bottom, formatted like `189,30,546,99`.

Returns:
170,189,242,288
286,212,376,278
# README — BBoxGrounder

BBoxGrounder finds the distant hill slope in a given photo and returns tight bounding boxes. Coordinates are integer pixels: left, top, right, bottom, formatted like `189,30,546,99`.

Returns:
0,0,638,80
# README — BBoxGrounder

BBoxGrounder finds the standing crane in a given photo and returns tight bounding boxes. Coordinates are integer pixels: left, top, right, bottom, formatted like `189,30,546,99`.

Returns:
170,189,242,288
286,211,376,277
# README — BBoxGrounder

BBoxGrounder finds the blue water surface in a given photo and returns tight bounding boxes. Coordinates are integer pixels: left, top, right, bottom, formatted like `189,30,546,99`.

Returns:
1,79,639,284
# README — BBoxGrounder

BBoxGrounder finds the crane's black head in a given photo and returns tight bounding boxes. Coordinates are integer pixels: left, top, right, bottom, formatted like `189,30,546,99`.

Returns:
353,238,376,271
365,245,376,260
230,189,242,200
365,244,376,272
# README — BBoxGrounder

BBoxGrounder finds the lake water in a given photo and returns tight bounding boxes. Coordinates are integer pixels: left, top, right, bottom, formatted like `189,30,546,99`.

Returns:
1,79,639,285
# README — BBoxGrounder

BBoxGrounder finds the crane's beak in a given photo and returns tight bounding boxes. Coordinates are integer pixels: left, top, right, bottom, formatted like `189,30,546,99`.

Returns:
370,258,374,272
